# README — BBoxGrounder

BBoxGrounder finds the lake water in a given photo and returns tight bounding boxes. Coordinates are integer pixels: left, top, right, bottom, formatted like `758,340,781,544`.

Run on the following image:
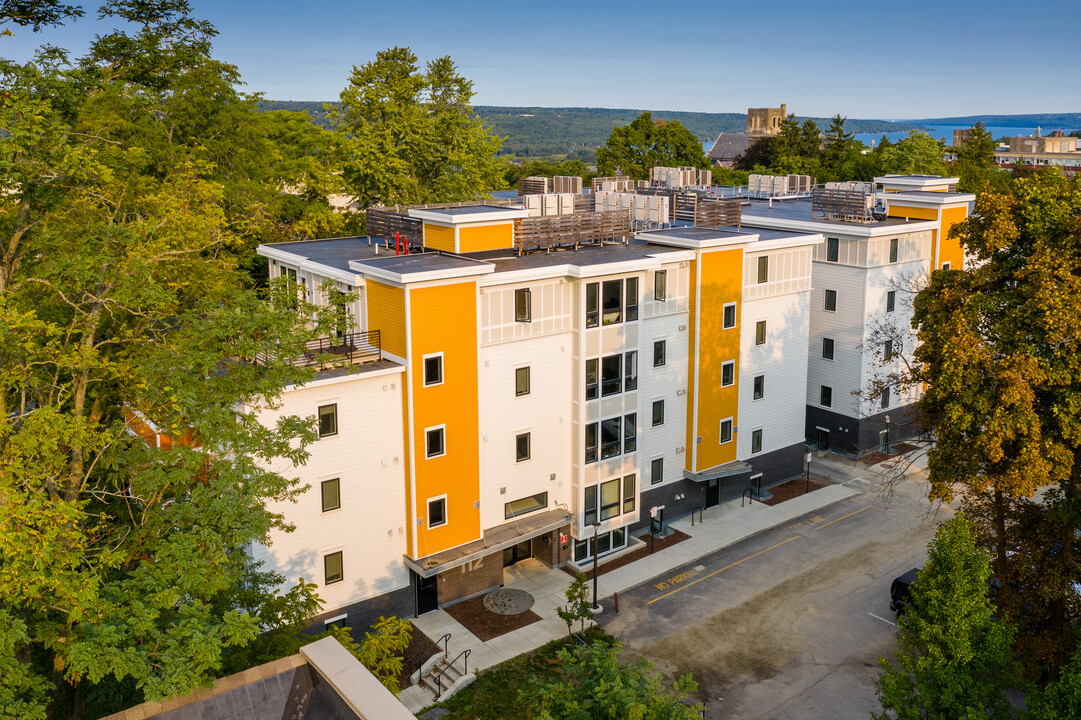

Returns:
702,124,1077,152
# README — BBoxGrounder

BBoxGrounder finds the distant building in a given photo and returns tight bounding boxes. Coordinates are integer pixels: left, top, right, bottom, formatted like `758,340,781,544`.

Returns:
708,103,788,168
747,104,787,137
950,127,1081,171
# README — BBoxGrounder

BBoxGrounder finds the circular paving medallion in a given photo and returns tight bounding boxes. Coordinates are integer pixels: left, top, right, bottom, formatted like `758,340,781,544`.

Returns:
482,588,535,615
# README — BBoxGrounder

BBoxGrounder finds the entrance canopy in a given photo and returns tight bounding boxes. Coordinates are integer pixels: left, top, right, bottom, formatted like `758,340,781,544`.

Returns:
683,460,751,482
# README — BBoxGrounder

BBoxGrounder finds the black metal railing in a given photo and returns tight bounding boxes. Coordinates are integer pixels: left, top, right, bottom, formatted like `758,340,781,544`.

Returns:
432,648,471,698
411,632,450,686
742,488,754,507
254,330,381,369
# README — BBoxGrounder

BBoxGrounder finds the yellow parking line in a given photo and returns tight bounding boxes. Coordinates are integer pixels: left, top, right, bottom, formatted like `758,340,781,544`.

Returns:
812,505,870,531
646,536,799,605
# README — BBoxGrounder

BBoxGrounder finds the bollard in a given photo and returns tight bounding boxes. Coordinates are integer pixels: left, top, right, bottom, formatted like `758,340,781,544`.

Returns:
614,592,620,614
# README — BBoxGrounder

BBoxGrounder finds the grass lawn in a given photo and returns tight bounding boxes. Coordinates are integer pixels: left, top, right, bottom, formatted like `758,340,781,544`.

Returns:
423,628,607,720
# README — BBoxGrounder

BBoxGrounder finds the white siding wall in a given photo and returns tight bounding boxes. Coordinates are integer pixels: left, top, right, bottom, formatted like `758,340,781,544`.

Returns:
807,262,867,418
251,368,410,613
638,311,690,490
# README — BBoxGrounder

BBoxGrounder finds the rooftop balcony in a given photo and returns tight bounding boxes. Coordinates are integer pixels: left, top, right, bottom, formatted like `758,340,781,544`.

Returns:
254,330,382,370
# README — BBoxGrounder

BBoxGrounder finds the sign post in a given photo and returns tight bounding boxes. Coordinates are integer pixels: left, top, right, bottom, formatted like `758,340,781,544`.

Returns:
805,452,812,494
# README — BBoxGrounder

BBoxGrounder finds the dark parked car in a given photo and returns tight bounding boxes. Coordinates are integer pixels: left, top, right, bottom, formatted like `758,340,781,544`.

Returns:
890,568,920,615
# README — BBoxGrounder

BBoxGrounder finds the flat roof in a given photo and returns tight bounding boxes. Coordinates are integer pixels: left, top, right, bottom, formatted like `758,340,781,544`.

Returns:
408,205,529,224
470,237,688,274
261,237,375,274
350,251,494,282
740,197,938,236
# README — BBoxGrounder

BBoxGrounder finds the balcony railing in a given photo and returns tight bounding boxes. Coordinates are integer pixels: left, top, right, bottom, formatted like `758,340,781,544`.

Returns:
254,330,382,369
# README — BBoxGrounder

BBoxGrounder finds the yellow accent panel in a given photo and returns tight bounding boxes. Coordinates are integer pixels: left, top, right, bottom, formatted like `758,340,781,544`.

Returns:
937,205,969,270
410,282,481,556
459,222,513,252
692,248,743,471
424,223,456,252
885,204,938,221
685,259,697,472
366,280,406,358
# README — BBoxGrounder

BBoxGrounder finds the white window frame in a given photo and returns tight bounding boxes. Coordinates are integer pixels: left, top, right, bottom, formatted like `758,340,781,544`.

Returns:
721,360,735,387
754,319,767,346
722,301,737,329
422,352,444,387
650,455,665,485
719,417,734,444
753,374,765,401
515,430,531,463
427,494,448,528
425,424,446,459
323,548,344,586
751,428,763,454
820,385,833,408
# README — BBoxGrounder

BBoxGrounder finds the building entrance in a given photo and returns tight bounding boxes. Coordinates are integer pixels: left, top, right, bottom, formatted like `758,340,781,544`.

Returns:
706,478,720,508
416,573,438,616
502,539,533,567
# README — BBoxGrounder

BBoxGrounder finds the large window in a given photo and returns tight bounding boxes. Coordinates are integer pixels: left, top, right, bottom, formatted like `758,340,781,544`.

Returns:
516,366,530,396
586,283,599,328
751,429,763,454
428,497,446,527
625,277,639,321
515,288,531,322
601,418,621,460
574,528,628,563
651,457,664,485
585,359,599,400
426,427,445,458
822,337,835,360
623,413,636,454
723,302,737,329
753,375,764,400
652,399,664,427
602,280,623,325
321,479,340,512
423,354,443,386
600,478,621,520
318,404,337,438
720,418,733,444
886,290,896,313
721,360,735,387
601,354,622,396
824,289,837,312
654,270,667,301
324,551,343,585
820,385,833,407
755,320,766,346
505,491,547,520
826,237,839,262
757,256,769,283
588,352,638,399
515,432,531,462
586,415,637,463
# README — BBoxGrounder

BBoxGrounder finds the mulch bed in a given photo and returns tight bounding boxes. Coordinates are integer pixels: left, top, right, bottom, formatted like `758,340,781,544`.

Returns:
760,476,831,506
860,442,920,465
561,528,691,582
444,593,542,642
399,623,437,690
892,442,919,454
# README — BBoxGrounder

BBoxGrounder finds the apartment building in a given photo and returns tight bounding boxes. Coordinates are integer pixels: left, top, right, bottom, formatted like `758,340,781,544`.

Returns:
251,204,820,626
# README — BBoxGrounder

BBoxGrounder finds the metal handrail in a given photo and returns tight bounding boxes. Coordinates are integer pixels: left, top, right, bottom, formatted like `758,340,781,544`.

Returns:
411,632,450,685
691,506,703,526
742,488,754,507
254,329,381,369
432,648,471,698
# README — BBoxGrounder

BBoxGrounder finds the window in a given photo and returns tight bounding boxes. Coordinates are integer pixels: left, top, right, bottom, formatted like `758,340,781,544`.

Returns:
584,486,598,525
824,289,837,312
820,385,833,407
423,354,443,386
652,399,664,427
586,283,599,328
822,337,835,360
755,320,766,346
426,426,445,458
585,359,599,400
428,497,447,528
601,354,622,396
596,532,612,555
653,339,666,367
318,404,337,438
886,290,896,313
826,237,839,262
321,479,340,512
654,270,667,301
757,256,769,283
623,413,636,454
723,302,737,329
515,366,530,396
884,339,894,362
651,457,664,485
515,432,531,462
889,237,899,263
624,351,638,392
751,429,763,454
719,418,733,444
515,288,531,322
600,478,621,520
625,277,639,321
324,551,343,585
505,491,547,520
622,474,636,514
585,423,598,464
881,386,891,409
941,261,951,270
721,360,735,387
601,417,621,459
753,374,764,400
602,280,623,325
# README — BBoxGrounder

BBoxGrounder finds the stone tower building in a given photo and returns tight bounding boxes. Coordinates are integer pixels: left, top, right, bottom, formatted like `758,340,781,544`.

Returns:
747,104,787,136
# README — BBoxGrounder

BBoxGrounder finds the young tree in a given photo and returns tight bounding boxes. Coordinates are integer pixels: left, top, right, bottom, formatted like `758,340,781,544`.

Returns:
880,130,948,176
873,515,1017,720
596,112,707,180
956,121,998,193
326,617,413,696
1027,645,1081,719
557,572,593,636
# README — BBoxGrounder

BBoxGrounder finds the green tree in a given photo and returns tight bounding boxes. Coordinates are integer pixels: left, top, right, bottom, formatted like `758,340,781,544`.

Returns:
732,136,775,171
956,122,998,193
332,47,505,207
556,572,593,636
596,112,706,180
873,515,1017,720
325,617,413,696
532,636,702,720
880,130,948,175
1027,645,1081,719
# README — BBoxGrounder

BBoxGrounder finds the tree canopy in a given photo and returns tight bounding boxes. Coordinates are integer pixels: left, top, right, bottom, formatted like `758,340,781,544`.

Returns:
596,112,707,180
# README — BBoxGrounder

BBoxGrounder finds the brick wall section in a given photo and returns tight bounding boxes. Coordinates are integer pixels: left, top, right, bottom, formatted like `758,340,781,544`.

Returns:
437,551,503,605
531,526,571,567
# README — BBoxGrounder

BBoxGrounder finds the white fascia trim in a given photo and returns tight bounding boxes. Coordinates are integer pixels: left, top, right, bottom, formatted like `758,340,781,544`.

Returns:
258,246,361,285
407,208,529,224
476,252,695,287
883,193,976,208
636,231,759,249
741,215,938,238
750,232,825,252
348,261,495,285
281,364,406,391
874,175,960,188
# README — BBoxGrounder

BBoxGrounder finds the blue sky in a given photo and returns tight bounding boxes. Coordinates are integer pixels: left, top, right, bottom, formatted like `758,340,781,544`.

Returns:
5,0,1079,118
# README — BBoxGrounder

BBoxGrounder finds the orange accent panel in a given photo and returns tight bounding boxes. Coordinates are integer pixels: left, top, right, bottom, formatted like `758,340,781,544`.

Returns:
366,280,406,358
409,282,481,556
937,205,969,270
685,259,697,472
458,222,513,252
424,223,456,252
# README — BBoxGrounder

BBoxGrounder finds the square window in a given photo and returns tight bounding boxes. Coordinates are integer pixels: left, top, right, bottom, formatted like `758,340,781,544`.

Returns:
516,432,531,462
321,479,340,512
602,280,623,325
426,427,445,458
586,282,599,328
753,375,764,400
826,237,839,262
601,354,622,396
721,360,735,387
423,355,443,386
751,429,763,454
600,478,620,520
723,302,737,329
821,385,833,407
318,404,337,438
624,351,638,392
652,399,664,427
824,289,837,312
651,457,664,485
515,288,531,322
324,551,343,585
622,474,636,514
757,256,769,284
601,417,621,460
653,339,666,367
881,386,891,409
941,261,951,270
625,277,639,321
755,320,766,346
515,366,530,396
623,413,636,454
585,422,598,464
889,238,899,263
719,418,733,444
886,290,896,313
428,497,447,527
822,338,835,360
585,359,599,400
584,485,598,525
654,270,667,301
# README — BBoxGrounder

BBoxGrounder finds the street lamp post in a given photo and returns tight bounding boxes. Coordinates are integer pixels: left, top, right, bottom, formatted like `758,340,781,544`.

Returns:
884,414,891,454
591,521,601,612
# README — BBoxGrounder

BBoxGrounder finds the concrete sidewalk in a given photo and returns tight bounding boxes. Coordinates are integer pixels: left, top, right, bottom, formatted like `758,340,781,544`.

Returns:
400,479,862,714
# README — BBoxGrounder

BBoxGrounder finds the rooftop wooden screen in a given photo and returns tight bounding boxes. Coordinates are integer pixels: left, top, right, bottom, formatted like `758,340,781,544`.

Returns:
811,188,876,223
513,209,632,255
694,198,742,229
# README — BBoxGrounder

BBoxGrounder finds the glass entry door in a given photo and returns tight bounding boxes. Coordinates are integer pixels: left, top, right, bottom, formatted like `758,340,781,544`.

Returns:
502,539,532,567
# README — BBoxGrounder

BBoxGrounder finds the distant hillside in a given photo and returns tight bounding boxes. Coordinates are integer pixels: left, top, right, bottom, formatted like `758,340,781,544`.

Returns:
908,112,1081,128
258,101,923,159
